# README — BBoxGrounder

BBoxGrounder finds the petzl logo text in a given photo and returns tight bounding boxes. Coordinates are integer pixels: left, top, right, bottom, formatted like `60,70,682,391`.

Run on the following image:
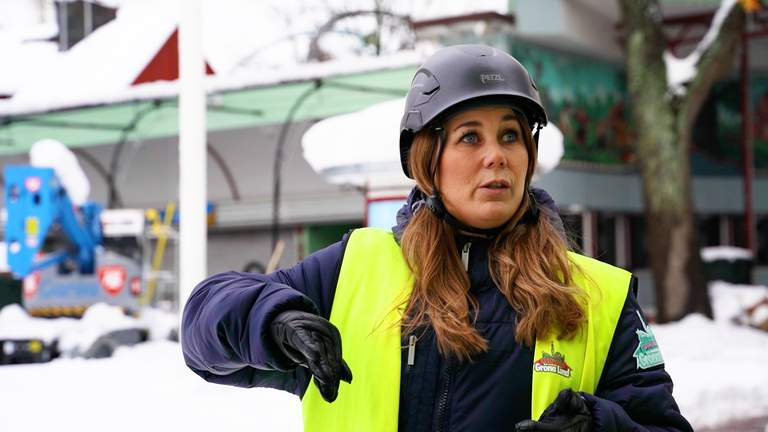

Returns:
480,73,505,84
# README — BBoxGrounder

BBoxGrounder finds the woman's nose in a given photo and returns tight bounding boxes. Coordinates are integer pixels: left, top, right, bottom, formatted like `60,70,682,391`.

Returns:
483,140,507,168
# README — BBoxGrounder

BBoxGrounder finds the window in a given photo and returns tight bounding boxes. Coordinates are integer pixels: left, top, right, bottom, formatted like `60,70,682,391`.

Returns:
697,215,721,247
560,213,584,253
596,213,617,266
628,214,648,269
55,0,116,51
731,215,748,249
756,215,767,265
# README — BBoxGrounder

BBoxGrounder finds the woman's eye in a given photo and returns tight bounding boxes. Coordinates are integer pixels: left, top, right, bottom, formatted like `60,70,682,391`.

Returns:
460,132,478,144
502,130,519,142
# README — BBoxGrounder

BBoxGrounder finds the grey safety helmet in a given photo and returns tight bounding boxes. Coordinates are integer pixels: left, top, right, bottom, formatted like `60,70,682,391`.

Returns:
399,44,548,178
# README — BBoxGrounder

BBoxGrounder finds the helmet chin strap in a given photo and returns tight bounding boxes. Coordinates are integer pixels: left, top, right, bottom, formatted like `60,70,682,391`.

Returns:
426,190,540,237
425,125,539,237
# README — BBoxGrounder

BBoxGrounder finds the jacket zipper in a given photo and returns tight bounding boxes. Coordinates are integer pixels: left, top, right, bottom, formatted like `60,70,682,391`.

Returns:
434,360,453,432
407,335,417,367
432,241,467,431
461,241,471,272
403,335,417,401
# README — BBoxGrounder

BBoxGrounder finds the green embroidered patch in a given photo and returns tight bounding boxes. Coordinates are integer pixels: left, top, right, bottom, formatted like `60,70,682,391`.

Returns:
633,310,664,370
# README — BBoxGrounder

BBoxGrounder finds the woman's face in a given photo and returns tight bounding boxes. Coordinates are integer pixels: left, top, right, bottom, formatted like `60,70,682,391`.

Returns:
437,106,530,229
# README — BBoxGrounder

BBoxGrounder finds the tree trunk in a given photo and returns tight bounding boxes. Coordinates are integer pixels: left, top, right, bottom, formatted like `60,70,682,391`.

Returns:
619,0,744,322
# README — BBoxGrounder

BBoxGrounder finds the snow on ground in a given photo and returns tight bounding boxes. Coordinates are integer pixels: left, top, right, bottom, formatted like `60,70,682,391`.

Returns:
1,282,768,431
0,341,303,432
654,314,768,429
709,281,768,325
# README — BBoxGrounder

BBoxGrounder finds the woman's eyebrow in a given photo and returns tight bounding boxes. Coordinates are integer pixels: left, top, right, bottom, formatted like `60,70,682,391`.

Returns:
452,115,518,131
452,120,481,131
501,114,518,122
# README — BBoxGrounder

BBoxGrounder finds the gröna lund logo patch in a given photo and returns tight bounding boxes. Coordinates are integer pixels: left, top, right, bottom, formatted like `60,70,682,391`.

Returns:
633,310,664,369
480,73,505,84
534,342,572,378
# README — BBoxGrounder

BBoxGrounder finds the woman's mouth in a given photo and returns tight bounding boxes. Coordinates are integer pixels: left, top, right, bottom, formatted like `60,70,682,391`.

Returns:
479,179,511,190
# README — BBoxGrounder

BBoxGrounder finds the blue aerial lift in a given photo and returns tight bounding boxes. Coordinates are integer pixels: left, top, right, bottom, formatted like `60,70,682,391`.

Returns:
1,165,148,364
3,164,145,316
5,165,102,279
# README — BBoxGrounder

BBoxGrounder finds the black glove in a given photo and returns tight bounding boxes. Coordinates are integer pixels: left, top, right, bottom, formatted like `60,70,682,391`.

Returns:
515,389,592,432
269,310,353,402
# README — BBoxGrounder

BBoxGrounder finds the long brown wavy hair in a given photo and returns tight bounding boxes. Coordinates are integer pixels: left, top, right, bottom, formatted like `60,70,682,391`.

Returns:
400,115,587,361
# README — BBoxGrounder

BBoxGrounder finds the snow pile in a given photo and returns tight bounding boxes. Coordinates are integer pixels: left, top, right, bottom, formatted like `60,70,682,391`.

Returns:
653,314,768,428
664,0,737,96
30,138,91,206
136,306,179,341
56,303,142,355
0,303,80,343
701,246,754,262
0,303,177,354
710,281,768,326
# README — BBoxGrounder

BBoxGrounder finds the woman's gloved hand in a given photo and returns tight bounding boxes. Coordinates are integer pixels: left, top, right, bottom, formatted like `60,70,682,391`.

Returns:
269,310,353,402
515,389,592,432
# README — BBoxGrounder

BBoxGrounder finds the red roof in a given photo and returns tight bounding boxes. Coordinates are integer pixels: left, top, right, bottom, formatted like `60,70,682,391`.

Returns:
132,29,215,85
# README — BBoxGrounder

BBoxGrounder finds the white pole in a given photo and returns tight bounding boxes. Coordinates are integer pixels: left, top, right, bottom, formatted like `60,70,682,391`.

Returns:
178,0,207,321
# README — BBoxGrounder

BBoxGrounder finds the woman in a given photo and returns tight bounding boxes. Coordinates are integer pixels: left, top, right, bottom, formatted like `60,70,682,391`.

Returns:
182,44,692,432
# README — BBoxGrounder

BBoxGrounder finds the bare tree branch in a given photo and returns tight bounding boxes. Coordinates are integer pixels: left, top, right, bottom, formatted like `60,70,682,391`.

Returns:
683,5,745,128
307,9,411,61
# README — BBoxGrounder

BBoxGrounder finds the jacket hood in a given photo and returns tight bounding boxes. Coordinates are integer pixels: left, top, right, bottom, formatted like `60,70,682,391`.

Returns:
392,187,427,243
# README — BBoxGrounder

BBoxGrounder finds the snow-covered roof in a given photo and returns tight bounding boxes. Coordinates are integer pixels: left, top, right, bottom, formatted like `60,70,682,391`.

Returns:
302,98,412,190
9,0,178,107
302,97,564,189
0,39,58,97
0,0,510,115
0,50,423,116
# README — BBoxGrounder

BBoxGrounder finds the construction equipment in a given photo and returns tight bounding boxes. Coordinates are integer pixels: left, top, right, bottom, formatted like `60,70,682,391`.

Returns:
0,140,160,365
3,164,145,317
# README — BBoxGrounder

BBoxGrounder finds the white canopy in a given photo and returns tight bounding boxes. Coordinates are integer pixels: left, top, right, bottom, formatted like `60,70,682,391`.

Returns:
302,98,564,189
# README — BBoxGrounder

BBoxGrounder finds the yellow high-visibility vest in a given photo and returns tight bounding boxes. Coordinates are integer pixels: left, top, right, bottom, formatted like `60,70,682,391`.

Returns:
303,228,630,431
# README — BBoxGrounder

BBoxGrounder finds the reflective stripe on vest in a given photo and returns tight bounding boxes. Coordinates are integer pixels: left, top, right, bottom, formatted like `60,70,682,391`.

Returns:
302,228,631,431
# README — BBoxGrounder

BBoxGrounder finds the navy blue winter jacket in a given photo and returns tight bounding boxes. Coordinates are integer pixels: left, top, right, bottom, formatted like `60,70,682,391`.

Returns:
182,188,692,432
